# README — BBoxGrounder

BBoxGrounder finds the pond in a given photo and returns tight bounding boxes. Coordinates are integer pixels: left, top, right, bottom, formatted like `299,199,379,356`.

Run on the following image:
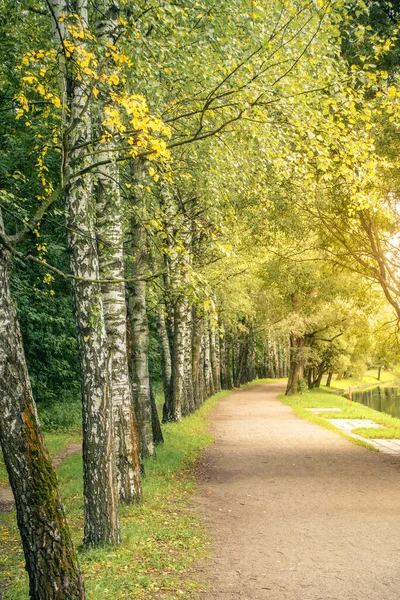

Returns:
351,386,400,419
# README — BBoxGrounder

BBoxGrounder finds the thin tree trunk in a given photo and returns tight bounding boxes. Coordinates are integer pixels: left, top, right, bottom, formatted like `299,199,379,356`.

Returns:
250,331,257,382
272,339,279,379
156,302,173,420
210,321,220,393
326,371,333,387
313,368,325,388
226,334,233,389
262,338,268,378
0,215,85,599
283,340,289,377
307,366,313,389
199,343,206,404
219,331,229,390
167,295,186,421
231,336,236,387
192,308,203,408
184,301,195,414
237,338,249,385
150,380,164,445
127,198,155,457
204,326,214,397
268,338,276,378
285,335,306,396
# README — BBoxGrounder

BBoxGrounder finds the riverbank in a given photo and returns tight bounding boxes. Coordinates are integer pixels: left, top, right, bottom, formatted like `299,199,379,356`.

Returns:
322,369,394,391
281,381,400,451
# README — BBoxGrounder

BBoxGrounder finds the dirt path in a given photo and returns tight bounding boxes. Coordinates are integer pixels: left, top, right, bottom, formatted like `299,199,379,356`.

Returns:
0,441,81,512
194,383,400,600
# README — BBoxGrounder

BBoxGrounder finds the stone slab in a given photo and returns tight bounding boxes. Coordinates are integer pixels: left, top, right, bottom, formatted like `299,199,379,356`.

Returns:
328,419,383,432
326,419,400,455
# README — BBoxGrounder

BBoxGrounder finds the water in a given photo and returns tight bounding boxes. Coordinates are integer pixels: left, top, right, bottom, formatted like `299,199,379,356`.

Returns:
351,386,400,419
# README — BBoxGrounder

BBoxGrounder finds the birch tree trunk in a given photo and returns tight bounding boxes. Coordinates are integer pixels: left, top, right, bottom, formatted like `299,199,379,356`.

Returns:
167,295,186,421
150,380,164,445
155,302,173,420
231,336,236,388
50,0,120,546
248,329,256,382
203,327,214,397
272,339,279,379
127,207,155,457
226,334,233,389
268,338,276,378
262,338,268,378
94,0,142,504
95,166,142,502
183,301,195,414
210,322,220,393
283,340,289,377
219,331,229,390
0,215,85,599
191,308,203,408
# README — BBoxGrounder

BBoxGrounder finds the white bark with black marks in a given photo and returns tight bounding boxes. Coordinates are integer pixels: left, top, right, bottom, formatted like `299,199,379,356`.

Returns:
0,213,85,599
191,308,204,407
94,0,142,505
49,0,120,546
203,326,214,397
127,166,155,456
168,295,186,421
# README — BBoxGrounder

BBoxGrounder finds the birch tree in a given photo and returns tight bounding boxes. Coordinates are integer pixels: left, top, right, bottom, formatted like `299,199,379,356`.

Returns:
0,210,85,599
48,0,120,545
93,0,142,504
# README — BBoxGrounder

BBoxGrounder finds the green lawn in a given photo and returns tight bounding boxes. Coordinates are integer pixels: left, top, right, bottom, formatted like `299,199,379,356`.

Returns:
280,383,400,449
0,389,231,600
0,432,82,488
322,369,394,391
244,377,287,387
352,427,400,439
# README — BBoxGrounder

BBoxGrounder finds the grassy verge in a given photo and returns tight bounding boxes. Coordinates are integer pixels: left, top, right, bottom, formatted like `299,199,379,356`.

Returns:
280,385,400,450
0,431,82,488
0,389,231,600
244,377,287,387
352,427,400,439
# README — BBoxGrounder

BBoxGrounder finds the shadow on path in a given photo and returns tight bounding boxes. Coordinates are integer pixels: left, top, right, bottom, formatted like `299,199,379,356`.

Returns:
194,383,400,600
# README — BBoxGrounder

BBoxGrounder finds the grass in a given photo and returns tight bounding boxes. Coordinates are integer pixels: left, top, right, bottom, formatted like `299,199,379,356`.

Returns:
280,382,400,450
0,397,83,486
1,374,397,597
0,389,231,600
279,389,376,451
322,369,395,391
352,427,400,439
38,399,82,432
244,377,287,387
0,431,82,488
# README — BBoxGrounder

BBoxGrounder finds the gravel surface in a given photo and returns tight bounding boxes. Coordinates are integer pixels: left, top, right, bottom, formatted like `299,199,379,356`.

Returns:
194,383,400,600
